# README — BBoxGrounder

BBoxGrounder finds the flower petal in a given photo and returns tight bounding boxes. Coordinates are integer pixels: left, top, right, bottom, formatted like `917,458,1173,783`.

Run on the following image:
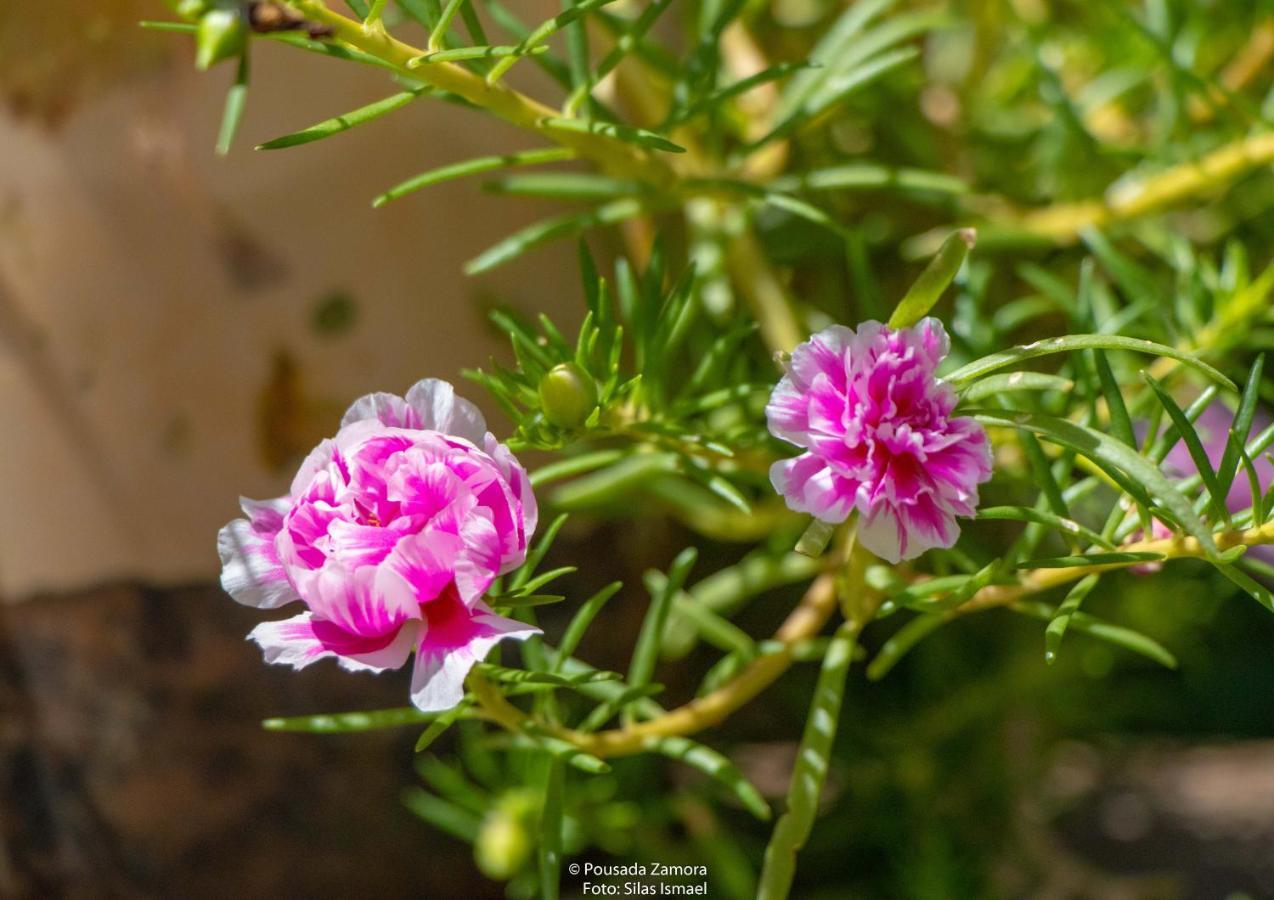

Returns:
405,379,488,444
771,454,856,523
408,646,479,713
409,597,540,712
857,507,907,564
335,619,421,672
249,613,419,672
248,612,334,669
910,317,951,371
789,325,852,393
295,562,422,639
289,438,348,498
455,510,502,605
766,375,811,447
483,433,539,555
218,496,297,609
341,391,422,430
384,526,465,604
767,320,991,562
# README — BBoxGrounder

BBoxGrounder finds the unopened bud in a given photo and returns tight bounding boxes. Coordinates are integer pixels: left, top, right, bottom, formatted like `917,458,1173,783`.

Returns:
539,362,598,428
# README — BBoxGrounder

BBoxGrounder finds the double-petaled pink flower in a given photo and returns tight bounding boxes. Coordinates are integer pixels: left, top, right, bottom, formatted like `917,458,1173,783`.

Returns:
767,319,992,563
218,379,539,711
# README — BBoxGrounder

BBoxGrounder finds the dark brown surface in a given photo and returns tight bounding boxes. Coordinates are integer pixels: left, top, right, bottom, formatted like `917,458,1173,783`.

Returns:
5,581,1274,899
1050,740,1274,899
0,582,500,900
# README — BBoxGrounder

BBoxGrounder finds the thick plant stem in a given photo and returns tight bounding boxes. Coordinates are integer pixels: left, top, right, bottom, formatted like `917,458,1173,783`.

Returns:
957,519,1274,615
1187,21,1274,123
518,573,839,759
469,510,1274,765
286,1,677,188
471,669,522,726
1013,131,1274,242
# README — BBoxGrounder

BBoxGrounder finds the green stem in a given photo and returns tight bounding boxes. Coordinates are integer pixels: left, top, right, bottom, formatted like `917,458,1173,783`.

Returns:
286,1,677,188
540,574,840,758
726,227,803,353
959,518,1274,615
1012,131,1274,242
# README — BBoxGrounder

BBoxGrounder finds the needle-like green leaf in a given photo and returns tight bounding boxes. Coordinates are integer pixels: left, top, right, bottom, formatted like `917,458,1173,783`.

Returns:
1143,373,1229,522
1045,574,1101,663
979,506,1115,549
1013,602,1177,669
628,549,697,691
552,582,623,672
1091,350,1136,448
948,335,1235,390
465,198,652,274
647,735,771,821
215,53,250,156
973,409,1219,558
959,372,1074,402
263,706,440,733
374,147,574,207
1217,354,1266,496
257,89,424,150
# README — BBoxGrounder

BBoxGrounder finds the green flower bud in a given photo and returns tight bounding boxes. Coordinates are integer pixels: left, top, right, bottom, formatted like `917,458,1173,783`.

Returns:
538,362,599,429
195,8,247,71
474,803,533,880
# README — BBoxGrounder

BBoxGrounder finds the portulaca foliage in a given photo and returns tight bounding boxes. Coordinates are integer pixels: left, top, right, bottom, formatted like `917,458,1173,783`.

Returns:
168,0,1274,896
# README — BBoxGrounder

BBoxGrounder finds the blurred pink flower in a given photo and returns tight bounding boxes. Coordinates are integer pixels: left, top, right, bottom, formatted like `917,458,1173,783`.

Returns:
218,379,539,711
767,319,992,563
1136,400,1274,576
1161,401,1273,518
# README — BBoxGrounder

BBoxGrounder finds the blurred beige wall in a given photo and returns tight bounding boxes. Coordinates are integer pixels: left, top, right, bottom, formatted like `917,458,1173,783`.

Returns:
0,17,576,600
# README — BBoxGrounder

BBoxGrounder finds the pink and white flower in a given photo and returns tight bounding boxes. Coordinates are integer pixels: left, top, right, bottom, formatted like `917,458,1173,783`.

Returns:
218,379,539,711
767,319,992,563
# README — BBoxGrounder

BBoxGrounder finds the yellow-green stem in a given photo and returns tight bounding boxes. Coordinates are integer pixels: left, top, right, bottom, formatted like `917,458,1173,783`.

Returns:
958,519,1274,615
537,573,838,758
726,228,804,353
489,521,1274,761
287,1,677,188
1014,131,1274,242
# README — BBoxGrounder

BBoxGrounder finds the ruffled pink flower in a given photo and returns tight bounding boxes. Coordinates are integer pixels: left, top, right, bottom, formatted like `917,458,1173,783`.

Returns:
218,379,539,711
767,319,992,563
